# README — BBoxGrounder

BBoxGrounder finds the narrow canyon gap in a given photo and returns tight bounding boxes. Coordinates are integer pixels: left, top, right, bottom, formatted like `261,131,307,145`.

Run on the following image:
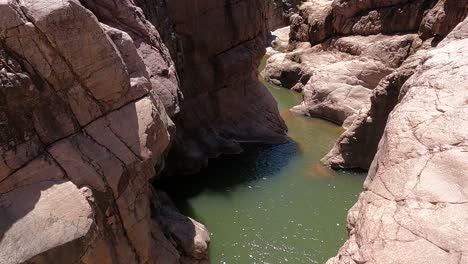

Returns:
0,0,468,264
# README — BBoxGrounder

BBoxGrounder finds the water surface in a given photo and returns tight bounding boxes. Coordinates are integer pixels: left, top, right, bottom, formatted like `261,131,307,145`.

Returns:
163,57,365,264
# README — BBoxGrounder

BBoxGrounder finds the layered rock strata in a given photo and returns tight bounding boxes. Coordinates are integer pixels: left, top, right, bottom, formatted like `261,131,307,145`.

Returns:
0,0,286,263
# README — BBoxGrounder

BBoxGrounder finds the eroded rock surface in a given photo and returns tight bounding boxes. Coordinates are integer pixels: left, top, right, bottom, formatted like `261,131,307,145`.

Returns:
322,45,431,169
263,1,468,262
265,0,468,128
162,0,288,174
265,0,302,30
0,0,268,262
327,18,468,264
264,32,419,126
1,0,288,262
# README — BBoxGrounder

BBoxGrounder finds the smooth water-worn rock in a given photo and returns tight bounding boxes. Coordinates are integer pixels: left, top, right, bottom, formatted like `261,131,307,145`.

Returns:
265,33,420,126
322,45,431,169
327,17,468,264
320,0,468,169
263,1,468,262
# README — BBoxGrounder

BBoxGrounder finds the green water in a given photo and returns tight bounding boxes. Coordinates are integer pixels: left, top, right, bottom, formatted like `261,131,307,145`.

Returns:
163,57,366,264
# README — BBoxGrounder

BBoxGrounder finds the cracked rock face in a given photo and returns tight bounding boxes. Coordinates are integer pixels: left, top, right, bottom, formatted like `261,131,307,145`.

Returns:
0,0,288,262
265,0,468,129
263,0,468,262
264,0,467,134
0,0,209,263
264,32,420,127
161,0,288,174
327,18,468,264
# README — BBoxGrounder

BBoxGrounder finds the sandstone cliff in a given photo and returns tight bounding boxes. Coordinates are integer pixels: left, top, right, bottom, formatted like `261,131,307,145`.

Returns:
0,0,286,263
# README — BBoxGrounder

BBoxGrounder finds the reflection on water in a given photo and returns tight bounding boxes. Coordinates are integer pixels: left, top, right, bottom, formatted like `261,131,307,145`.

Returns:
161,56,366,264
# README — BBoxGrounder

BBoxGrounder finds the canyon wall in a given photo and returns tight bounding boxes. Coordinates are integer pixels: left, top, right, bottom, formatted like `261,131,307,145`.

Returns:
327,17,468,264
263,0,468,263
0,0,286,263
128,0,289,174
161,0,288,174
264,0,468,169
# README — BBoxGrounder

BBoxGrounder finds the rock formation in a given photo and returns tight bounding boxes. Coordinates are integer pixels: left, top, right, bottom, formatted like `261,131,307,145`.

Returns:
262,0,468,263
265,0,302,30
264,0,468,166
327,17,468,264
0,0,286,263
161,0,288,174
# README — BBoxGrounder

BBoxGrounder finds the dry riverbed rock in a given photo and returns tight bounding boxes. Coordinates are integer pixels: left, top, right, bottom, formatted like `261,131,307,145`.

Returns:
264,32,419,126
264,0,468,129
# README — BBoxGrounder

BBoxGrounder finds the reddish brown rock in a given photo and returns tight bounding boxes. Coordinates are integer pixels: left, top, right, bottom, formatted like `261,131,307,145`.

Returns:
266,0,467,128
0,0,210,263
263,3,468,262
0,0,290,262
265,0,302,30
264,33,419,126
163,0,287,174
0,180,95,264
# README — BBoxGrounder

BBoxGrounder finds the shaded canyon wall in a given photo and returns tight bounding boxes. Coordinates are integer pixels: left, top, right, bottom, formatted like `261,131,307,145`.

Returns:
0,0,286,263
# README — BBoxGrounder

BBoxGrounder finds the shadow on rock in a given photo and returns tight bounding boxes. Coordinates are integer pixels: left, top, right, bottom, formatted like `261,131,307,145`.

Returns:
158,140,298,213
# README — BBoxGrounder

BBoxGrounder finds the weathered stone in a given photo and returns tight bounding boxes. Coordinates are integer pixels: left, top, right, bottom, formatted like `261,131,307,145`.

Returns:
0,0,288,262
164,0,288,174
0,180,94,264
419,0,468,41
290,0,334,45
327,17,468,264
322,47,430,169
0,154,65,194
265,0,302,30
265,33,420,126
